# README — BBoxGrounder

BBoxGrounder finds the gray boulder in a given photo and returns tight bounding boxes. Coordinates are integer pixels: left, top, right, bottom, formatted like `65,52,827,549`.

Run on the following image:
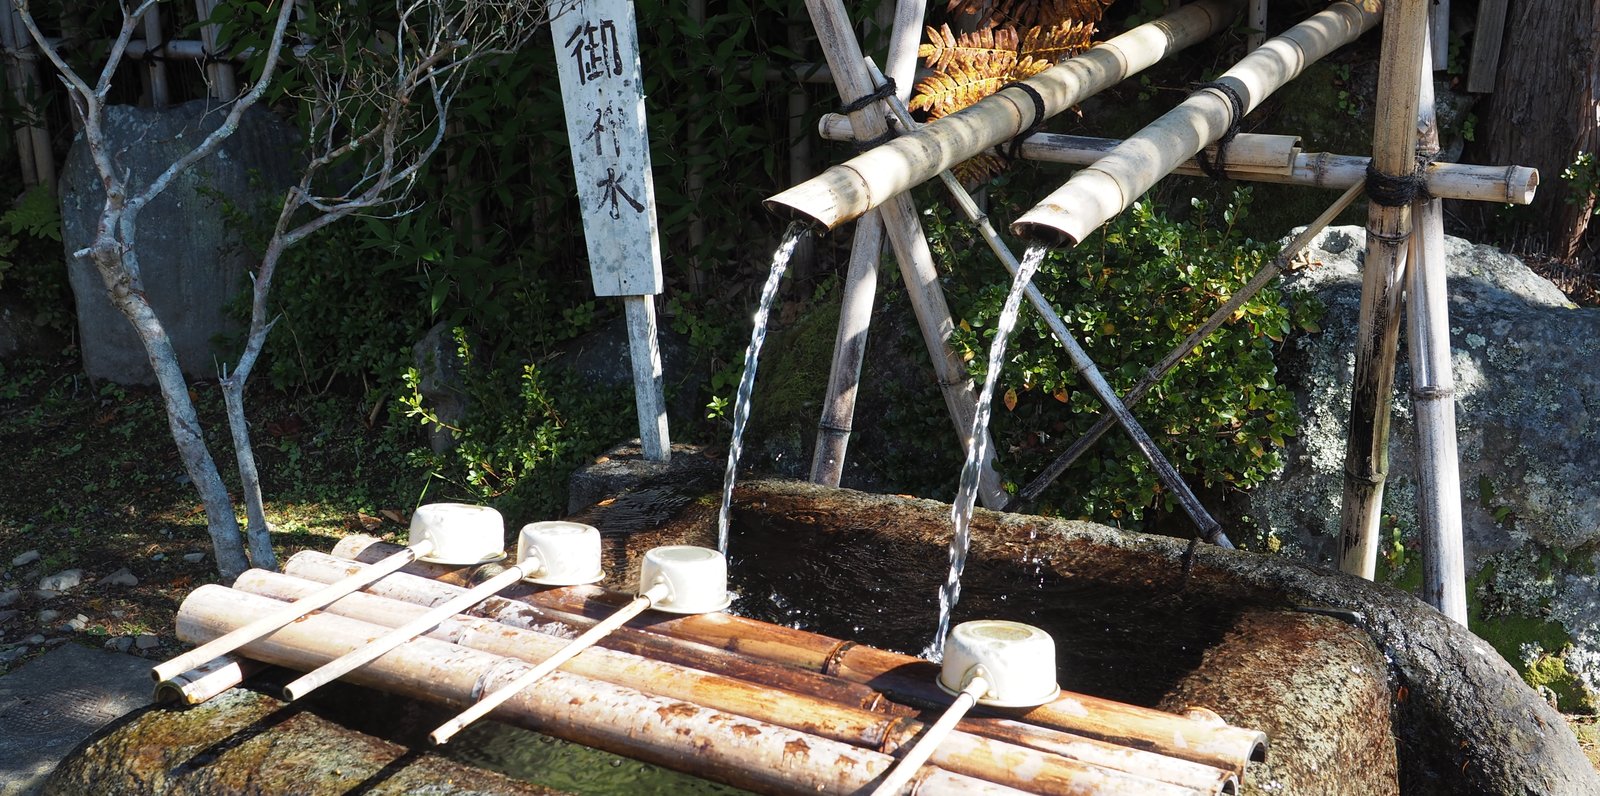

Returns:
1247,225,1600,704
411,321,470,454
59,100,298,385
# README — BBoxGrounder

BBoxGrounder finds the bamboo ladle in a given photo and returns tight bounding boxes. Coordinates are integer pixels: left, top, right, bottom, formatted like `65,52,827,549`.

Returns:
429,544,731,744
151,502,504,683
280,518,605,701
872,621,1059,796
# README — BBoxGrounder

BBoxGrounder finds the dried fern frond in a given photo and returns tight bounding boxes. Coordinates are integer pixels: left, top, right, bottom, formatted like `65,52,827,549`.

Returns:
918,24,1021,73
949,0,1113,30
910,65,1015,120
1018,18,1096,64
954,151,1011,187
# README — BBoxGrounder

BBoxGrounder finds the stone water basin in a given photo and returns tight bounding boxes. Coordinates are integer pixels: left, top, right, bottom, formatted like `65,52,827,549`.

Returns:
47,477,1598,795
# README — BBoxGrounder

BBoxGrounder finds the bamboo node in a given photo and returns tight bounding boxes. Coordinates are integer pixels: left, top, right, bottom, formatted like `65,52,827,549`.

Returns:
1193,80,1245,180
1411,385,1454,400
821,639,858,676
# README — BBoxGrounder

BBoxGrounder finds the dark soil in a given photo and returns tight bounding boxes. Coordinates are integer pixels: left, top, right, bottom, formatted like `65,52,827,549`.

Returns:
0,354,429,675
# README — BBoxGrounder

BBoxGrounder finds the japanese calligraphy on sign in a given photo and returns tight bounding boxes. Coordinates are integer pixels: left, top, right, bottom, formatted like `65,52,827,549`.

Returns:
551,0,663,296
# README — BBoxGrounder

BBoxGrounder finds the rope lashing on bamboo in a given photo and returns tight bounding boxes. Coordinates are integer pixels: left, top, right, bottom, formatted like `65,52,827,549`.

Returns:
839,77,899,150
1364,160,1433,206
1192,81,1245,180
995,81,1048,160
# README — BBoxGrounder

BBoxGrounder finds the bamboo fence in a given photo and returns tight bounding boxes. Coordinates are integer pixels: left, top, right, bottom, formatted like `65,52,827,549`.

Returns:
1011,0,1381,245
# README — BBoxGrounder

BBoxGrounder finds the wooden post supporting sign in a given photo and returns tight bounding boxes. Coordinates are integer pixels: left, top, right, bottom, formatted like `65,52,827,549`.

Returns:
552,0,671,461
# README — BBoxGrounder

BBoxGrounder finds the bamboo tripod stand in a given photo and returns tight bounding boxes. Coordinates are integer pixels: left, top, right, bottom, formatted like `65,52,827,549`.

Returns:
781,0,1534,620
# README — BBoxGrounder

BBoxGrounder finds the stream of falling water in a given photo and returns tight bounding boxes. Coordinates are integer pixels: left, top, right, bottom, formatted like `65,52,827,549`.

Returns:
928,243,1048,658
717,223,808,555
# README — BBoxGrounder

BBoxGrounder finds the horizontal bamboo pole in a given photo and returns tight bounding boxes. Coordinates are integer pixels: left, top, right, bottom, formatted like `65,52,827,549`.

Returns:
814,118,1539,204
177,586,1030,796
873,676,986,796
293,549,905,712
150,540,435,682
325,539,1266,776
1013,0,1381,245
280,564,524,700
153,654,266,705
764,0,1244,230
237,571,1229,794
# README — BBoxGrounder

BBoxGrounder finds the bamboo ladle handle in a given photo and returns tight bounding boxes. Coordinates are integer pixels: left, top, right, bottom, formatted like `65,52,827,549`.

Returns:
280,562,525,701
869,673,989,796
150,539,437,683
429,581,673,745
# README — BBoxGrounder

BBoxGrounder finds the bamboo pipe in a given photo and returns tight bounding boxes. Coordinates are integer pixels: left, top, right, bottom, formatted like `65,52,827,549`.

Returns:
193,0,238,99
287,550,904,712
324,539,1268,776
1339,0,1430,579
873,675,988,796
149,539,437,683
1008,182,1365,510
236,571,1231,794
803,0,1008,509
430,582,672,744
814,119,1540,204
765,0,1245,230
280,562,523,700
1013,0,1381,245
153,654,266,705
1407,30,1467,623
859,59,1229,547
177,587,1034,796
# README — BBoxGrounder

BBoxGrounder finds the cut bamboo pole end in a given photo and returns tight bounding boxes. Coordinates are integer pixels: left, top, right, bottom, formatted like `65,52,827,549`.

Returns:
431,582,670,745
873,676,986,796
764,0,1244,230
1012,0,1379,246
149,540,436,683
153,654,266,705
280,562,522,701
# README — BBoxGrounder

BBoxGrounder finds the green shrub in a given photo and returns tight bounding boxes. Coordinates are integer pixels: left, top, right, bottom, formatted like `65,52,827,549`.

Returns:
934,187,1317,526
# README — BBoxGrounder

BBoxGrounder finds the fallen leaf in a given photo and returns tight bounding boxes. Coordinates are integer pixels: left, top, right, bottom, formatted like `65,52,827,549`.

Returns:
380,509,406,525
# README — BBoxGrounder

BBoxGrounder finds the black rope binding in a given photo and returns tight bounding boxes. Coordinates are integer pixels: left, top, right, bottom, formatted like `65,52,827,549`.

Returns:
995,81,1047,160
1192,80,1245,181
838,77,897,115
1364,160,1434,207
849,122,898,152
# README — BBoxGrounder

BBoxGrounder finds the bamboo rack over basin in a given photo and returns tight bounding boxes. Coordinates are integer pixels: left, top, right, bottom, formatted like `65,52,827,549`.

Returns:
324,536,1268,779
167,537,1268,794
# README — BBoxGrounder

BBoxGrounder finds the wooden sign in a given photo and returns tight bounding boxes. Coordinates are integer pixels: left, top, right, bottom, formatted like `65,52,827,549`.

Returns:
551,0,664,297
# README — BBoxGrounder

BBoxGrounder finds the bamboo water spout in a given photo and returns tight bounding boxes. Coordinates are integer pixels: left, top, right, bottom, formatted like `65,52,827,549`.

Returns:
813,118,1540,204
765,0,1243,230
1012,0,1381,245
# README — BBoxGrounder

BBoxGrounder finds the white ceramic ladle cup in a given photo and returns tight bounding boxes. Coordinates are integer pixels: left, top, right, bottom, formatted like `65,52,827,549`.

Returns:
637,545,732,614
408,503,507,566
871,620,1060,796
517,521,604,586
